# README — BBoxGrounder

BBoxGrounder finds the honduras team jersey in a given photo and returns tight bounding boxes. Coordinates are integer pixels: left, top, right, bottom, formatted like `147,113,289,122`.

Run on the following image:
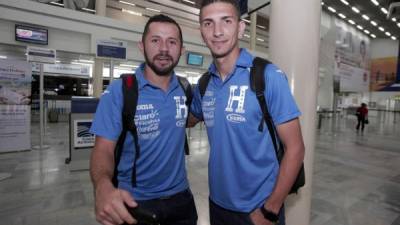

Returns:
191,49,301,212
90,64,189,200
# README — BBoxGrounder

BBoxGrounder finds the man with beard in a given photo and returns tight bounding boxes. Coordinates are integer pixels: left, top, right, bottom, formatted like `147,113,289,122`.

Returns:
90,15,197,225
189,0,305,225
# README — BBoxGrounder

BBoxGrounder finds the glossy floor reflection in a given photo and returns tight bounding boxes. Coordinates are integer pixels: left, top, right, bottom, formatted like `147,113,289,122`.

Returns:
0,112,399,225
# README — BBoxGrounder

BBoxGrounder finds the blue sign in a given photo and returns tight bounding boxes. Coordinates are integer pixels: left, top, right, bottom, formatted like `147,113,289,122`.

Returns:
96,40,127,60
187,52,203,66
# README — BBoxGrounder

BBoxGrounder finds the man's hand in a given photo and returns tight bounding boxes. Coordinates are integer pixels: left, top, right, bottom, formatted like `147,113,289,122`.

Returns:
250,208,274,225
94,180,138,225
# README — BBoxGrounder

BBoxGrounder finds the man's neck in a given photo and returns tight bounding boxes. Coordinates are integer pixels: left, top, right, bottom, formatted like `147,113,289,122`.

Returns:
143,66,172,92
214,48,241,81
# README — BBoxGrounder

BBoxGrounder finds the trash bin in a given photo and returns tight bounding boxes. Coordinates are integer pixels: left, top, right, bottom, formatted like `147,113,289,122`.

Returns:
48,109,59,123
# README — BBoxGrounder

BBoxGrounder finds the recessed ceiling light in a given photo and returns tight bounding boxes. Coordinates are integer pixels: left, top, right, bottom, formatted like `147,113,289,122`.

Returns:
397,23,400,28
364,30,370,34
352,7,360,13
381,7,388,14
119,1,135,6
370,0,379,6
146,7,161,12
370,34,376,38
328,7,336,13
357,25,363,30
339,13,346,19
392,17,397,22
379,26,385,31
385,31,391,36
348,19,355,25
321,2,324,6
391,36,397,40
0,55,7,59
340,0,349,5
362,15,370,21
371,21,377,26
182,0,195,4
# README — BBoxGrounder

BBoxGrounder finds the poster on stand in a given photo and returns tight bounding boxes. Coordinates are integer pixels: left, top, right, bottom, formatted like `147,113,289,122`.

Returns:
73,119,95,148
0,59,32,152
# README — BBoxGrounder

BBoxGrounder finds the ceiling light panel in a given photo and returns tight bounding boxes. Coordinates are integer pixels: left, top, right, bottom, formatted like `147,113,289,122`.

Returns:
370,0,379,6
328,6,336,13
352,7,360,13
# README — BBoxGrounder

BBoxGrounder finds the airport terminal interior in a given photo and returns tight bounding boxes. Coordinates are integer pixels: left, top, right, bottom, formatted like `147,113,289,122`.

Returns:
0,0,400,225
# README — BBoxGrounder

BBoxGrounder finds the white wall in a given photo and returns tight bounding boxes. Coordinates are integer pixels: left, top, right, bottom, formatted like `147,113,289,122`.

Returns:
318,11,336,110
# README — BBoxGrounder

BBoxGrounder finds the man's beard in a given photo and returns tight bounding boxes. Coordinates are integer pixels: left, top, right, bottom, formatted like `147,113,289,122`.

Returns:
144,49,180,77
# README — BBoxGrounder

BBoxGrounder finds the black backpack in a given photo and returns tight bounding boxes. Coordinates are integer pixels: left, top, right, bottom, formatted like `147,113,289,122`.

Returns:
112,74,193,187
198,57,305,194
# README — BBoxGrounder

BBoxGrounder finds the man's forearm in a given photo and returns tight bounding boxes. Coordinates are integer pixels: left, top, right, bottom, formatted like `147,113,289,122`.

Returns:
264,145,304,212
90,138,117,190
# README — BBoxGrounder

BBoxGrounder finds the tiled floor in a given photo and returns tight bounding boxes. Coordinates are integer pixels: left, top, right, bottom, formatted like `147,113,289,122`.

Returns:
0,112,399,225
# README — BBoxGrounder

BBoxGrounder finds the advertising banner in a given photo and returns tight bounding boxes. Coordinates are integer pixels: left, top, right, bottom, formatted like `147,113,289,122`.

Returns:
370,57,399,91
73,119,95,148
0,59,32,152
334,19,370,92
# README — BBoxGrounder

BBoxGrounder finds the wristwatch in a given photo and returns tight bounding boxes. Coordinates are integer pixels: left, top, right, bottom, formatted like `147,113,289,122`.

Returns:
260,206,279,224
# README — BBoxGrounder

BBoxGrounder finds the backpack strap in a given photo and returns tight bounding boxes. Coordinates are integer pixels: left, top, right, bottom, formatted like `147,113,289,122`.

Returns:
250,57,283,160
114,74,140,187
177,76,192,155
198,72,211,98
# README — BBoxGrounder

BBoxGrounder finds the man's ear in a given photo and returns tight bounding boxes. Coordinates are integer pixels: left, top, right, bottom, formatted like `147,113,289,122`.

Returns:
138,41,144,55
238,20,246,39
181,45,186,56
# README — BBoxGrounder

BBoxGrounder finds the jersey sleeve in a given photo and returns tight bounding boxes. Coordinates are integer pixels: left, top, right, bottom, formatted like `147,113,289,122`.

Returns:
264,64,301,125
190,84,203,120
90,79,123,141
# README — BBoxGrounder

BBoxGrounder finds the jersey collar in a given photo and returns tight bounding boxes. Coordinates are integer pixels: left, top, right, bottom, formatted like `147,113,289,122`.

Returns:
207,48,254,77
135,63,179,92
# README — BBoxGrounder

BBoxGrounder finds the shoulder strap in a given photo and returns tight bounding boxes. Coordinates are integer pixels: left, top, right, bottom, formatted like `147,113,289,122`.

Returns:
177,76,192,155
177,76,193,107
113,73,140,187
250,57,283,161
198,72,211,98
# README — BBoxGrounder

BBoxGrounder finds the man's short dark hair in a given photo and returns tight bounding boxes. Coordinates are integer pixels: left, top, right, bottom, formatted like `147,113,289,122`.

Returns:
200,0,241,20
142,14,183,46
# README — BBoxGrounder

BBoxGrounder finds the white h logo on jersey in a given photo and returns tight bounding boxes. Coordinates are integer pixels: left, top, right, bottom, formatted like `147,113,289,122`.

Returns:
174,96,187,119
225,85,248,113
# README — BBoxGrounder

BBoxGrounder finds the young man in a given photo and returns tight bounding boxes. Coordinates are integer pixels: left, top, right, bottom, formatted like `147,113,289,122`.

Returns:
190,1,305,225
90,15,197,225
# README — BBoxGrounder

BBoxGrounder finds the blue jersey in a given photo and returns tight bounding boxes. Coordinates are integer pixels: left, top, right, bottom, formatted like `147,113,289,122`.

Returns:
191,49,301,212
90,64,189,200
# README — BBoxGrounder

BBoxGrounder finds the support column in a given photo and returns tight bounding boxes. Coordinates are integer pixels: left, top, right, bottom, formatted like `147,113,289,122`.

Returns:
93,58,104,98
269,0,321,225
95,0,106,16
250,12,257,51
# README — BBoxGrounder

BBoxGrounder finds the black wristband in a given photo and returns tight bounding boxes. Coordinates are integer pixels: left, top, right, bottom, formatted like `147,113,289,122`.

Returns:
260,206,279,223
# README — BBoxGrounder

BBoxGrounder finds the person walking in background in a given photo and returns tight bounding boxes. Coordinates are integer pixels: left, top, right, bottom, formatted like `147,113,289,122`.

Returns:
356,103,368,132
89,14,197,225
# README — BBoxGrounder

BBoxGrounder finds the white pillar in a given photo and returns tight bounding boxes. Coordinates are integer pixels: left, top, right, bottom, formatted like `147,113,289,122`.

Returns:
93,58,104,98
95,0,106,16
269,0,321,225
250,12,257,51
